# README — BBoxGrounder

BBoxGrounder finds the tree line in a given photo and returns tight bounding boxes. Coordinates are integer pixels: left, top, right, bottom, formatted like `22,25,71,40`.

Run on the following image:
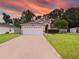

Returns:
48,7,79,28
2,7,79,28
2,10,35,28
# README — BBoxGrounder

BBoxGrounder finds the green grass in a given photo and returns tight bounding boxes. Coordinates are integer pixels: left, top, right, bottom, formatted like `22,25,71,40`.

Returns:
46,33,79,59
0,34,19,44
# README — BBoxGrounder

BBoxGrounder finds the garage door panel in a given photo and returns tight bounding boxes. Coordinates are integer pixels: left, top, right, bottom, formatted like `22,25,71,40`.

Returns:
22,26,44,35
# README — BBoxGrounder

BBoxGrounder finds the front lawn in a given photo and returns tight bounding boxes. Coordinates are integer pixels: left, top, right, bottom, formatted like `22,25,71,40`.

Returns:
0,34,19,44
46,33,79,59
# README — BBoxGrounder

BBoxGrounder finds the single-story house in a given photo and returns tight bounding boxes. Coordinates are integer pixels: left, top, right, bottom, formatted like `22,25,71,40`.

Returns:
21,16,52,35
70,27,79,33
0,23,20,34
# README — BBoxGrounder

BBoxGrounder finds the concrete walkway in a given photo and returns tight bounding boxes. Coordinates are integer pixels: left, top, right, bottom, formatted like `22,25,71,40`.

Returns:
0,35,62,59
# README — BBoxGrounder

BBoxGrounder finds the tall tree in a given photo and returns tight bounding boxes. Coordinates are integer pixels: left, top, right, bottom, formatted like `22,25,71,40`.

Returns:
2,13,12,24
21,10,35,23
13,18,21,28
49,8,64,19
65,7,79,27
53,18,68,29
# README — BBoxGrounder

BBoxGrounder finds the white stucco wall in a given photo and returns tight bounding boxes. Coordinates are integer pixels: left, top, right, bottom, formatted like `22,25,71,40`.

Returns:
70,28,77,33
21,25,44,35
59,29,67,32
0,27,15,34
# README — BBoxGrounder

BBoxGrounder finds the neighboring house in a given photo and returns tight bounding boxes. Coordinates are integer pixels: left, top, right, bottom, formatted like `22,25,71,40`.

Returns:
0,23,20,34
70,27,79,33
59,29,67,33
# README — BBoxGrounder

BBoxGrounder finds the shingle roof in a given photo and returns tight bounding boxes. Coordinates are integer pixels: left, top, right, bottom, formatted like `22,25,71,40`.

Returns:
21,21,44,26
0,23,14,27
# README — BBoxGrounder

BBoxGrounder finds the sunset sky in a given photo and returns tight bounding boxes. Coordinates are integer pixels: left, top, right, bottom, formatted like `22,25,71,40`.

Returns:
0,0,79,18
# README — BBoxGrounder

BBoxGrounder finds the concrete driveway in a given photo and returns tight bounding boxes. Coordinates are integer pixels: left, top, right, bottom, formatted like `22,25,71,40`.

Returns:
0,35,62,59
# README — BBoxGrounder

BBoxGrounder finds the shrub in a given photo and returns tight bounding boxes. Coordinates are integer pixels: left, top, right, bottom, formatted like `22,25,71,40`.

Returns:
5,32,9,34
48,29,59,33
53,19,68,29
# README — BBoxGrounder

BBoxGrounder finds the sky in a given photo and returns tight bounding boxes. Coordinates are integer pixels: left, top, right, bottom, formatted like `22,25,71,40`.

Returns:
0,0,79,19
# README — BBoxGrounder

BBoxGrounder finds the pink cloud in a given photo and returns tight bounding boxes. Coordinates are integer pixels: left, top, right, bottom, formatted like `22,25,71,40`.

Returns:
0,0,79,16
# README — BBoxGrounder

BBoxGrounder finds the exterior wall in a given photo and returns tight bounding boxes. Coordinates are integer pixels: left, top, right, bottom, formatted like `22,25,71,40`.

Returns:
59,29,67,33
21,25,45,35
10,28,15,33
15,28,21,34
48,24,51,29
70,28,77,33
0,27,15,34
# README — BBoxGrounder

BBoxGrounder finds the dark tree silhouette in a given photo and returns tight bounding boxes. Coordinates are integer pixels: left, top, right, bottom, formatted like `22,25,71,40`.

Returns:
21,10,35,23
13,18,21,28
2,13,12,24
36,16,41,20
65,7,79,27
49,8,64,19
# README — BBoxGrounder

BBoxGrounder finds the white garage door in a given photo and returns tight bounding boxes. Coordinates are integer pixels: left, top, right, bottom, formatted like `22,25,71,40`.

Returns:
22,26,44,35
